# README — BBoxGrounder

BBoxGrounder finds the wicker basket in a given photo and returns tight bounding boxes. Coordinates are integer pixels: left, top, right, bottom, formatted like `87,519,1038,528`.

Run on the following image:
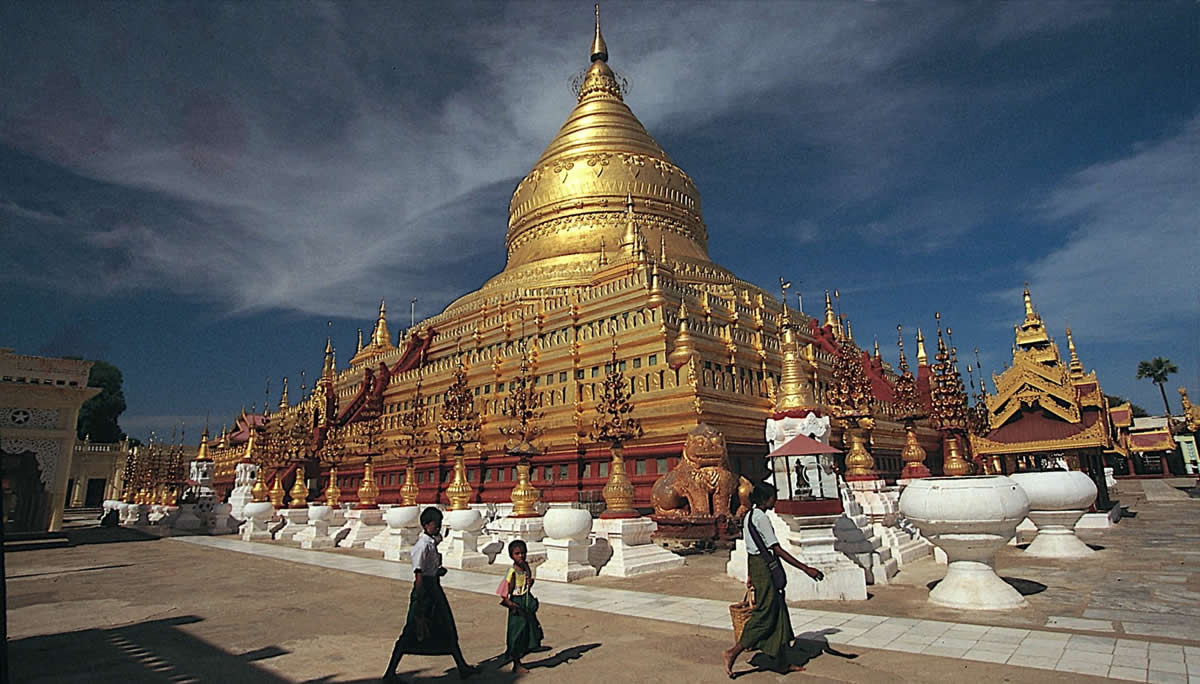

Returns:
729,590,755,643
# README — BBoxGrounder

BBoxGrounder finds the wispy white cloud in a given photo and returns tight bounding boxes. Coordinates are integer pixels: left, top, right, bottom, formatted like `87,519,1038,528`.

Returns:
1024,114,1200,341
0,1,1142,321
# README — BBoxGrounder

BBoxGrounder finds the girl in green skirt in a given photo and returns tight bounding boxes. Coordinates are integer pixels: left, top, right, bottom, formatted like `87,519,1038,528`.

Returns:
723,483,824,678
383,507,477,682
499,539,543,674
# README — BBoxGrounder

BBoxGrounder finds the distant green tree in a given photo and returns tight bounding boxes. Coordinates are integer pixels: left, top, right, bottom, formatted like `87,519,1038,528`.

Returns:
1104,394,1149,418
76,361,127,442
1136,357,1178,419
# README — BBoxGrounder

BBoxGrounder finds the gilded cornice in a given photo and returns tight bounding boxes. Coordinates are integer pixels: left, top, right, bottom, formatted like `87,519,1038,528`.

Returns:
970,411,1111,456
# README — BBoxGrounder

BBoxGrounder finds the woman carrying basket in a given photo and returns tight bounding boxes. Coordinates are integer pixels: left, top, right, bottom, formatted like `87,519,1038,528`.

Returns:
723,483,824,678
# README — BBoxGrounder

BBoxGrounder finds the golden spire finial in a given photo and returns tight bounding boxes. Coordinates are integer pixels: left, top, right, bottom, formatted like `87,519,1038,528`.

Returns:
874,338,881,361
1023,282,1035,320
659,233,667,264
668,299,696,369
370,297,392,349
916,328,928,365
775,300,818,412
823,290,836,330
622,190,639,258
779,277,792,324
844,316,854,343
279,377,289,410
355,328,363,353
591,4,608,63
322,337,335,378
1066,326,1084,378
194,424,211,461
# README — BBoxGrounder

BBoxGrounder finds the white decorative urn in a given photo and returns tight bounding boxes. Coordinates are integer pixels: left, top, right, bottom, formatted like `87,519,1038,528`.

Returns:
1009,471,1097,558
242,501,275,522
899,476,1030,610
384,505,419,531
308,505,333,523
445,508,484,533
543,508,593,541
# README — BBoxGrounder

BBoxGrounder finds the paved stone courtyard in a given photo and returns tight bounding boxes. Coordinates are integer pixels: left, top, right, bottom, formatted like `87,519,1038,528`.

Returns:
6,478,1198,682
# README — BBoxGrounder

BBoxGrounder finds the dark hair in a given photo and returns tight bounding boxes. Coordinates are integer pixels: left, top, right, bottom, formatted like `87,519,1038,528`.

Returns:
419,506,443,527
508,539,528,556
750,482,778,506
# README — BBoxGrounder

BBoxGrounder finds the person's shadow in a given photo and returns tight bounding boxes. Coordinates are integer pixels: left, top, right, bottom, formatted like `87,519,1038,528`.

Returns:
738,628,857,679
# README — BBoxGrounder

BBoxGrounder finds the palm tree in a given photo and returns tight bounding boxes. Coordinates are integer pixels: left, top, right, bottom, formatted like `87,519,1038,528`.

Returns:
1136,357,1179,419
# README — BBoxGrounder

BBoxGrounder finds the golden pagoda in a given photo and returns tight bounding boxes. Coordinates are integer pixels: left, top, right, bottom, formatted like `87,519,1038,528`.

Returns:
968,286,1122,507
210,7,941,506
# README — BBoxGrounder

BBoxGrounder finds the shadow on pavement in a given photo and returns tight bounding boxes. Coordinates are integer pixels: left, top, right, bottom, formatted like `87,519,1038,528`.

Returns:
732,627,857,679
62,525,165,547
927,577,1048,596
10,614,293,683
329,643,601,683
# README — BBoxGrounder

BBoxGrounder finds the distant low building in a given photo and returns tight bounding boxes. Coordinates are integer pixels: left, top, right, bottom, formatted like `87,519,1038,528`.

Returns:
0,348,100,532
68,437,132,508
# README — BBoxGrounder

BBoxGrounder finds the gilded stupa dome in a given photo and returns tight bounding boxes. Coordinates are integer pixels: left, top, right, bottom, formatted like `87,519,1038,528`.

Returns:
445,7,747,314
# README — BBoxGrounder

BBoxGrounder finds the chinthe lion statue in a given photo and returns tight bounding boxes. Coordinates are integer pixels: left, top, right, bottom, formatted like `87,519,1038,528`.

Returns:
651,423,752,520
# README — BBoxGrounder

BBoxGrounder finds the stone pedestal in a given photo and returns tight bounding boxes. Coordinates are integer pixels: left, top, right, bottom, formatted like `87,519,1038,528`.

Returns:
1010,471,1098,559
295,506,335,549
443,510,489,569
538,509,597,583
487,514,545,544
835,482,899,584
240,502,275,541
376,506,421,561
173,504,203,531
275,508,309,541
727,511,867,601
210,502,235,535
592,517,685,578
336,508,386,548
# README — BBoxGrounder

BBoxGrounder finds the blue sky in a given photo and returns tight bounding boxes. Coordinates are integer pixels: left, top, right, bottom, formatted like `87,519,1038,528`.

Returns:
2,2,1196,441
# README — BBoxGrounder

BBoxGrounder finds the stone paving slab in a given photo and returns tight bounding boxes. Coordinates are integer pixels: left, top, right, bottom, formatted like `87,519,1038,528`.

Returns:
176,535,1198,681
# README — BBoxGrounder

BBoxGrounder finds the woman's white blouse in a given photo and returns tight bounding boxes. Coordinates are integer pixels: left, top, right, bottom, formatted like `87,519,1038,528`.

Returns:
744,508,780,555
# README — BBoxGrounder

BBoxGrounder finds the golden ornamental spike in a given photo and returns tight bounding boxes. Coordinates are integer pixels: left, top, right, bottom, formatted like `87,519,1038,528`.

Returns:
590,3,608,62
269,471,286,508
499,345,544,517
842,417,878,480
399,457,419,506
942,433,972,477
590,332,643,517
357,457,380,508
288,462,309,508
899,422,931,479
438,362,480,510
325,466,341,507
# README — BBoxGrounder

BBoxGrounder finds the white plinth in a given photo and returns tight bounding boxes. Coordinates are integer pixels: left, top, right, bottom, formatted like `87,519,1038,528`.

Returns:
275,508,309,541
240,502,275,541
441,509,489,569
592,517,685,578
538,537,596,582
726,511,867,601
174,504,203,531
487,515,545,543
443,529,489,569
1010,471,1098,559
1024,510,1095,557
295,520,334,549
336,508,386,548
